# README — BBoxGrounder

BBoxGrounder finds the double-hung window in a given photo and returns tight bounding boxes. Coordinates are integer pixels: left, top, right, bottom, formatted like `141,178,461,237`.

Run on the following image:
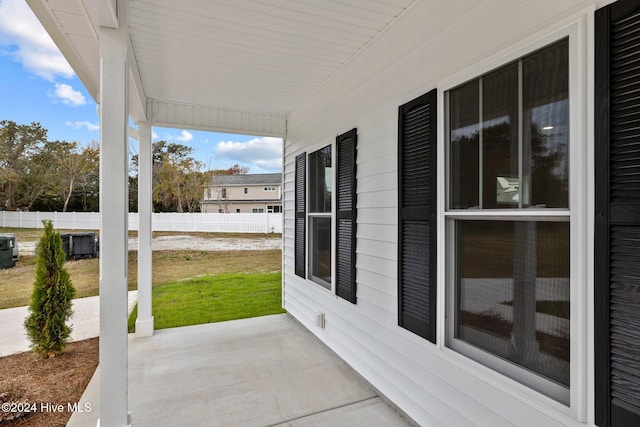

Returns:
294,129,357,302
445,39,571,404
308,145,333,288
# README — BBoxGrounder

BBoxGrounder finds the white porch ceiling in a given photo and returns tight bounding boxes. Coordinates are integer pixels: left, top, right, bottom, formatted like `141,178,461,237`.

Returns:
27,0,416,136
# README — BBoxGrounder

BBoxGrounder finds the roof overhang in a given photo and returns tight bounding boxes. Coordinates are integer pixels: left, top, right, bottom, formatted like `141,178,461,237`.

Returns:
26,0,417,137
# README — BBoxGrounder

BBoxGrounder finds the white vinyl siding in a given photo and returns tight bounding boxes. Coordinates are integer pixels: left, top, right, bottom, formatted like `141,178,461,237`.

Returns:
282,2,594,426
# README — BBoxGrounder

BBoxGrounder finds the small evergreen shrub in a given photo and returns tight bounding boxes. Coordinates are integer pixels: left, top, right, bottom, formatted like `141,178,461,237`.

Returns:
24,220,76,358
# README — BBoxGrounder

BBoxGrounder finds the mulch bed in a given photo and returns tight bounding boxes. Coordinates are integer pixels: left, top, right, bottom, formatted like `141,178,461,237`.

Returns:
0,338,98,427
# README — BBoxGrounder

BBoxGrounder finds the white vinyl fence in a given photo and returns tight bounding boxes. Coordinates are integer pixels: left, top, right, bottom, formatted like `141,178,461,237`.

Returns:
0,211,283,234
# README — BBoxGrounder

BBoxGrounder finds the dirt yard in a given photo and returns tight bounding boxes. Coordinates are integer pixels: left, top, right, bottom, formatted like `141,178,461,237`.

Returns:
17,234,282,255
128,234,282,251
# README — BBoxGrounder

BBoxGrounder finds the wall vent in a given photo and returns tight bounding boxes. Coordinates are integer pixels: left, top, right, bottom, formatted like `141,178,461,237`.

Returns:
316,312,326,329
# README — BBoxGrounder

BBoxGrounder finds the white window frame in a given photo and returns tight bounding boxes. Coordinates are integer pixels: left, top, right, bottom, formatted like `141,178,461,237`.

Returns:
306,141,335,291
436,18,589,421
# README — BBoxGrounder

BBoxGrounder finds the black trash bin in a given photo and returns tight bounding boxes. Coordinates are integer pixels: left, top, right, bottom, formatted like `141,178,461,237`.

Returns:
60,233,72,261
0,233,18,261
72,232,96,259
0,236,15,269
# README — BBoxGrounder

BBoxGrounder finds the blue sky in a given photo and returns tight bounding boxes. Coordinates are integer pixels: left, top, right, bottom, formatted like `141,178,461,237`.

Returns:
0,0,282,173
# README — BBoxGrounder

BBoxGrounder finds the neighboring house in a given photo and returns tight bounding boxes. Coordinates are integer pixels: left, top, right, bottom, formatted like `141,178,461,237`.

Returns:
200,173,282,213
28,0,640,426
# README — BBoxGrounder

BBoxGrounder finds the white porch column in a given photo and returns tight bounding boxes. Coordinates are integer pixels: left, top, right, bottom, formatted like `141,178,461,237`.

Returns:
98,0,130,425
135,122,154,337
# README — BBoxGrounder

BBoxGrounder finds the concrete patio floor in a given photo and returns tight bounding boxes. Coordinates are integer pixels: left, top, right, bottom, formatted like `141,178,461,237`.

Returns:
68,314,415,427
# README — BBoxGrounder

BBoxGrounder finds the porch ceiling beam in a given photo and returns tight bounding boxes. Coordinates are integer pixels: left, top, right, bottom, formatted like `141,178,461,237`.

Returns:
148,99,287,138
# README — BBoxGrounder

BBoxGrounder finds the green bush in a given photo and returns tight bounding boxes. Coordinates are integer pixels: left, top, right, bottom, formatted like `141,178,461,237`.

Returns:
24,220,76,358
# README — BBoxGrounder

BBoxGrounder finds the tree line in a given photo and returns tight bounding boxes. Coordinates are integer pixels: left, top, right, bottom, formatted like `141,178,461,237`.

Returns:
0,120,247,213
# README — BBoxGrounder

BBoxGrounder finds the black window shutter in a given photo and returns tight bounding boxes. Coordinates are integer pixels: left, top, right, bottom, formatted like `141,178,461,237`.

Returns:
398,89,437,343
295,153,306,278
336,129,357,303
596,2,640,426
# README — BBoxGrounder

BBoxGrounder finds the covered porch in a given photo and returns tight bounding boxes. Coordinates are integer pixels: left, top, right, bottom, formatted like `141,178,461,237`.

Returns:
24,0,418,424
67,314,413,427
27,0,634,426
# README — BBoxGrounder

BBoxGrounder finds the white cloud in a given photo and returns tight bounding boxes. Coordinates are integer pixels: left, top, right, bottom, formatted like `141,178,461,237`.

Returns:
66,120,99,131
158,130,193,142
161,130,194,143
176,130,193,142
214,137,283,172
49,83,86,106
0,0,74,81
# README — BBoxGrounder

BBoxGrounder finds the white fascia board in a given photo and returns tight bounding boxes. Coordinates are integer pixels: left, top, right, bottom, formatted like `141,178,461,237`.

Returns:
149,99,287,138
26,0,99,101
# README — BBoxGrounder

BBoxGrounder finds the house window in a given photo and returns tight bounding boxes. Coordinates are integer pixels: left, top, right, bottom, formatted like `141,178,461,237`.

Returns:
264,186,276,192
308,145,332,288
206,188,211,199
244,187,248,194
221,188,227,198
236,208,241,213
252,208,265,213
294,130,356,301
446,38,570,404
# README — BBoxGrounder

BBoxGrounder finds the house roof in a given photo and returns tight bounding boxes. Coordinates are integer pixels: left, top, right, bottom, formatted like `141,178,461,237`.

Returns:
26,0,416,136
210,173,282,186
200,200,281,204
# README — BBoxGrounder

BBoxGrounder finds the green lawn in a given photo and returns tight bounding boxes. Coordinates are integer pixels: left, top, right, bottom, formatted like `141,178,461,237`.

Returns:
128,272,285,331
1,227,285,331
